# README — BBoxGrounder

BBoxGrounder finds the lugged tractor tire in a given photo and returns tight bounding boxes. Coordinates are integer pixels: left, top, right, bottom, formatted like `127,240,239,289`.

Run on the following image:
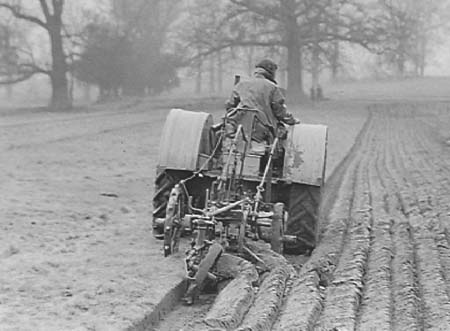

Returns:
285,183,321,254
152,169,191,239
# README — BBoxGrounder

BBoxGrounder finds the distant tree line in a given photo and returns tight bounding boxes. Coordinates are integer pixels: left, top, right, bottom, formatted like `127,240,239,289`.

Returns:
375,0,447,77
181,0,449,101
0,0,448,109
74,0,181,100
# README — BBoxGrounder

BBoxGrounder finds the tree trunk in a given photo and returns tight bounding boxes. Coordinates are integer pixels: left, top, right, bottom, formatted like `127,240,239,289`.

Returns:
397,53,405,77
4,29,13,100
195,57,202,94
285,5,305,103
246,46,254,77
286,46,304,103
397,37,407,78
209,55,215,94
217,50,223,93
311,17,320,96
331,40,339,81
286,34,305,102
279,69,287,89
49,20,71,110
68,72,74,103
419,61,425,77
278,48,287,88
419,35,426,77
4,80,12,100
331,5,340,82
83,83,91,102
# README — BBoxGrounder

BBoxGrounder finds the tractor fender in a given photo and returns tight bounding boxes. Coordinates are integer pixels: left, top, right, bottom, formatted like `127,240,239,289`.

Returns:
158,109,214,171
282,124,328,186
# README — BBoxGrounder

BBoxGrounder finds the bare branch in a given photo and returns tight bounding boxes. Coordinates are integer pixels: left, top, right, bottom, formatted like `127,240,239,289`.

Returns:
181,38,284,66
0,3,47,29
0,62,50,85
0,72,36,84
39,0,51,20
19,62,51,75
230,0,281,21
217,7,249,26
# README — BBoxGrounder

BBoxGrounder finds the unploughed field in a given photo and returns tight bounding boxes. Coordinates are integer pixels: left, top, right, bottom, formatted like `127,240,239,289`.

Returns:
1,78,450,330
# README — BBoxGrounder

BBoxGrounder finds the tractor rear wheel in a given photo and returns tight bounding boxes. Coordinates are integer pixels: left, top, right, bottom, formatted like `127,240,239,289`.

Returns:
285,183,321,254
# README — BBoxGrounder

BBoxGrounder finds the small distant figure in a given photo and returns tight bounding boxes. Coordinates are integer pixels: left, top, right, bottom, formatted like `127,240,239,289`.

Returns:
316,85,324,101
310,87,316,101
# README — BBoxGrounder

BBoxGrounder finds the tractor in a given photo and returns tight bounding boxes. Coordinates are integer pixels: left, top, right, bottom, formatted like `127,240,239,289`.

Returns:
152,97,327,303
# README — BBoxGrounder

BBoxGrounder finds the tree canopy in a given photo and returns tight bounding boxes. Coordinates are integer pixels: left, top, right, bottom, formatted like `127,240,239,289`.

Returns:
0,0,449,107
75,0,181,99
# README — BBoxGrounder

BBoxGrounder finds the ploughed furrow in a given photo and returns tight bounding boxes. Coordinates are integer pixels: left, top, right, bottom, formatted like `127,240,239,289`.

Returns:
154,104,450,331
315,158,371,330
382,114,421,331
156,248,294,331
275,114,376,331
403,130,450,328
413,117,450,225
390,216,421,331
292,105,450,331
154,111,376,331
296,106,450,331
387,108,450,329
236,243,295,331
204,254,259,330
435,230,450,301
417,126,450,304
355,123,392,331
401,109,450,308
274,162,357,331
314,117,374,331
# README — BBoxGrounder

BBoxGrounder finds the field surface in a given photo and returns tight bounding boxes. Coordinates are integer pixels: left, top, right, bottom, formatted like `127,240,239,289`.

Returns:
155,102,450,331
1,78,450,330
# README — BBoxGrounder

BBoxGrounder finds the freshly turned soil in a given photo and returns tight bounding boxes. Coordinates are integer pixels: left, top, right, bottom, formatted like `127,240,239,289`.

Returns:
5,92,450,330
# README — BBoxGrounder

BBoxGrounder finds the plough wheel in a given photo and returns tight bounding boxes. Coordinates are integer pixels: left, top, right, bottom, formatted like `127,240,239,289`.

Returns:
153,170,191,239
163,184,184,257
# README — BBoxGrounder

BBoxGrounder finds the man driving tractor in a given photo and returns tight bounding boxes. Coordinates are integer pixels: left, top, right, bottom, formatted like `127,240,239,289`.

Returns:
154,59,328,286
225,59,300,148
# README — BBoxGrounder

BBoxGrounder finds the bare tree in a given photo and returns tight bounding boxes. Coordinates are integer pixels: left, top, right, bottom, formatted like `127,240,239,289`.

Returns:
182,0,382,102
0,0,71,109
0,22,17,98
409,0,449,76
376,0,449,77
377,0,418,76
177,0,227,94
110,0,182,96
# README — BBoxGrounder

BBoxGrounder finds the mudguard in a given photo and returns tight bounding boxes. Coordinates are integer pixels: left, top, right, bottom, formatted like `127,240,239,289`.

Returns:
283,124,328,186
158,109,214,171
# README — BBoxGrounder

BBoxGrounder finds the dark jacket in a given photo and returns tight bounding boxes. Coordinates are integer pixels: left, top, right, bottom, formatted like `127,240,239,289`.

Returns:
226,68,296,130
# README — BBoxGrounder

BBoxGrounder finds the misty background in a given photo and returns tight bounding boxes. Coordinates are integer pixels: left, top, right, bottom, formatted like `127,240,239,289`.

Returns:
1,0,450,109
